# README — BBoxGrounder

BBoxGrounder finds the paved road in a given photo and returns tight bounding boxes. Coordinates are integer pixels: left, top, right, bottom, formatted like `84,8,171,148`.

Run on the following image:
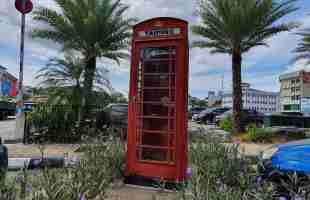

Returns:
0,120,23,142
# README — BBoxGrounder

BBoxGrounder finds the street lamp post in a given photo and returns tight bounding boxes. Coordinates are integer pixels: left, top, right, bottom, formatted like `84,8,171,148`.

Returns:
15,0,33,143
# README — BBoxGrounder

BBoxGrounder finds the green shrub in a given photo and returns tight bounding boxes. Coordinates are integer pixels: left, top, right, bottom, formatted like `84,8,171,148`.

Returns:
180,138,274,200
245,126,274,143
0,136,126,200
247,123,258,141
26,105,107,144
0,182,17,200
219,115,233,132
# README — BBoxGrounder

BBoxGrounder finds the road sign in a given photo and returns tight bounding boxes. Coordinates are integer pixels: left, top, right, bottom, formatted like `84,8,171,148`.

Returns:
15,0,33,14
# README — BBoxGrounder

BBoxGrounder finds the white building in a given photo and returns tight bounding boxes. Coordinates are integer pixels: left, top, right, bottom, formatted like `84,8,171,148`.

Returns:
222,83,280,113
279,70,310,113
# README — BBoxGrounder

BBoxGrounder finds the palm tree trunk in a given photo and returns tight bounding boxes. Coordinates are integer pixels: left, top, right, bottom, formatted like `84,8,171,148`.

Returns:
232,50,243,134
83,56,96,118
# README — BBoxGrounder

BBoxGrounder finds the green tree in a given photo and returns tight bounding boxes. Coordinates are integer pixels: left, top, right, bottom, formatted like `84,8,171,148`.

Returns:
36,54,112,106
36,54,84,105
32,0,133,111
294,27,310,64
192,0,297,133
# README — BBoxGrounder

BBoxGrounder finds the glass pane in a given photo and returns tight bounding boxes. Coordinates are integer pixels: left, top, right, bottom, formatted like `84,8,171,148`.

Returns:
143,104,169,116
141,148,168,162
142,132,168,146
144,89,171,102
144,74,169,87
136,46,177,164
143,118,168,131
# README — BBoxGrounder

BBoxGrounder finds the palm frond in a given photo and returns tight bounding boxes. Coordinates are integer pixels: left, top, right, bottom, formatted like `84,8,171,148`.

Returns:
192,0,298,54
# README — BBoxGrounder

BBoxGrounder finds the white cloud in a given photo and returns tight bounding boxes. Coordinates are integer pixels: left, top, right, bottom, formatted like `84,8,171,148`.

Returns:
283,59,310,73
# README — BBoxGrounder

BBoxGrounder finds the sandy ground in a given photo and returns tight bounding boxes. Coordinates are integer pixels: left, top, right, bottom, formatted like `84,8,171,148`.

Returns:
5,142,271,158
108,185,176,200
6,143,78,158
0,120,23,142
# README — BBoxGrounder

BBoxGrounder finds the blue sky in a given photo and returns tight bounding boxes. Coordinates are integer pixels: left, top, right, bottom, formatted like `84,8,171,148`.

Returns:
1,0,310,99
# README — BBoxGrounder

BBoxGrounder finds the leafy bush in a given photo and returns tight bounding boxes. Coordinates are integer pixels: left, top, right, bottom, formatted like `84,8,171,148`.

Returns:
244,126,274,143
26,105,108,143
0,182,17,200
219,115,233,132
0,136,126,200
180,137,274,200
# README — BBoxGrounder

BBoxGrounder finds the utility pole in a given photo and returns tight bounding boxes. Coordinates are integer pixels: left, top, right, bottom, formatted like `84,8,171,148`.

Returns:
15,0,33,142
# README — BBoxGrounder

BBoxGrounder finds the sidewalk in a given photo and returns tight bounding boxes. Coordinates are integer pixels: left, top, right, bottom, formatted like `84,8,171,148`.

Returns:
6,143,78,158
5,142,271,159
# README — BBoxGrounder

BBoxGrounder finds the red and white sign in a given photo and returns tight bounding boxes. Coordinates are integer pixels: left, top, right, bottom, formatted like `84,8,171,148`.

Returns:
15,0,33,14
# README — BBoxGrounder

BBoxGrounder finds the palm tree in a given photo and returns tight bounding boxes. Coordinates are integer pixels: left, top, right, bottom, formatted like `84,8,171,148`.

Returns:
192,0,297,133
294,28,310,64
32,0,133,109
36,54,112,105
36,54,84,105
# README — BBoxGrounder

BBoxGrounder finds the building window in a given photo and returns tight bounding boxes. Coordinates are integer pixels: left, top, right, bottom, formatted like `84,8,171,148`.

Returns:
291,87,295,93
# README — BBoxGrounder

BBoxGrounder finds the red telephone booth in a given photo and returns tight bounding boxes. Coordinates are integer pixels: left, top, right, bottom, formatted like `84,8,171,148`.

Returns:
126,17,189,183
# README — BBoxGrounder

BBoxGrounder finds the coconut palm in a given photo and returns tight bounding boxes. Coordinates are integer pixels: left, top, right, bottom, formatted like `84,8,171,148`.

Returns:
192,0,297,133
294,28,310,64
32,0,133,108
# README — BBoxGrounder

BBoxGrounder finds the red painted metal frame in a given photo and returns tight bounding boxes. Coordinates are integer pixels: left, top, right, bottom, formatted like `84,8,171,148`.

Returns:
126,17,189,182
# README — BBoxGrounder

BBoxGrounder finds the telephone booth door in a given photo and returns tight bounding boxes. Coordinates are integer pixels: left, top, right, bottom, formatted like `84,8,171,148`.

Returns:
127,18,188,183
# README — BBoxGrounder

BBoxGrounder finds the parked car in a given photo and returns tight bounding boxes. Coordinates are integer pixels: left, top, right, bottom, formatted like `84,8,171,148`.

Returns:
96,103,128,130
194,107,230,124
189,107,206,119
215,109,264,127
259,139,310,177
258,139,310,198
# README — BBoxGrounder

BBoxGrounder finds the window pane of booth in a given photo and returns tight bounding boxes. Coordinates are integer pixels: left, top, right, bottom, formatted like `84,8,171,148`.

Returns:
143,118,168,131
140,148,168,162
141,132,168,146
136,46,177,164
143,104,169,116
143,89,175,102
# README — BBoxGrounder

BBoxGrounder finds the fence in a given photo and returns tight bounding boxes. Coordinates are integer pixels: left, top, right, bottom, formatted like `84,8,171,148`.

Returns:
264,114,310,128
24,104,106,144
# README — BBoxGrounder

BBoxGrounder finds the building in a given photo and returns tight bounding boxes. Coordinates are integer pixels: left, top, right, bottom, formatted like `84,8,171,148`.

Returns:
279,70,310,113
0,65,17,98
222,83,280,113
208,90,223,107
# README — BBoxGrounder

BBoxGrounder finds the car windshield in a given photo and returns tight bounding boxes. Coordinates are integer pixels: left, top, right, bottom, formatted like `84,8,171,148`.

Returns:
112,105,128,112
200,108,215,114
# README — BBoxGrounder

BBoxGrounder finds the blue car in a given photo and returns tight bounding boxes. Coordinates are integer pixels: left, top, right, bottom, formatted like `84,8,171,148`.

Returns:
260,139,310,177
